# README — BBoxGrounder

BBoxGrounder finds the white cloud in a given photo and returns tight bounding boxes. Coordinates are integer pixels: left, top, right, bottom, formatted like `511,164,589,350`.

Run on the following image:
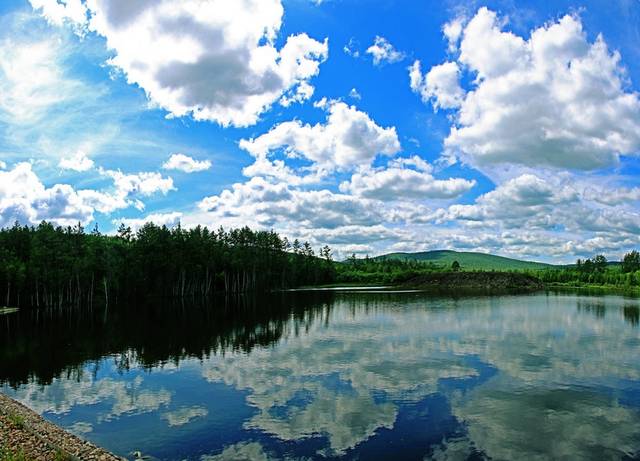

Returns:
415,8,640,170
443,17,464,53
445,174,579,227
103,169,175,197
416,173,640,259
74,167,175,215
349,88,361,100
339,156,475,200
195,176,384,230
239,100,401,172
343,38,360,58
0,161,182,228
0,162,93,227
31,0,328,127
366,36,405,66
302,225,400,245
583,186,640,206
77,189,130,215
59,151,94,172
0,34,84,124
409,60,464,110
162,153,211,173
28,0,87,26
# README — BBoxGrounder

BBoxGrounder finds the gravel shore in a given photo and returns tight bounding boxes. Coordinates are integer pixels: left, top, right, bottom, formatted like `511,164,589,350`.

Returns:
0,393,123,461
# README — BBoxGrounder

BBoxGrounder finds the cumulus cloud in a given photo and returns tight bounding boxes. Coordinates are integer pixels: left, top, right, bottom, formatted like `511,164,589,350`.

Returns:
409,61,464,110
59,151,94,172
0,160,181,228
445,174,579,227
78,169,174,215
410,172,640,259
196,176,384,230
366,36,405,66
583,186,640,206
339,156,475,200
0,162,94,227
103,169,175,198
239,100,401,172
30,0,328,127
28,0,87,26
413,7,640,170
162,153,211,173
443,17,464,53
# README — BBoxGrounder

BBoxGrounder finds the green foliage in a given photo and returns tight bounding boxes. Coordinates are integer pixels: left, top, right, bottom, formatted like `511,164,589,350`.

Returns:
0,448,28,461
451,261,461,272
622,250,640,273
376,250,551,271
336,256,442,284
6,413,25,430
0,221,336,308
540,252,640,289
53,450,72,461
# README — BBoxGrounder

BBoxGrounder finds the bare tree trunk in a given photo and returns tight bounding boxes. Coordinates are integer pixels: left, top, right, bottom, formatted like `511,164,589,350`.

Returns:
103,277,109,323
103,277,108,309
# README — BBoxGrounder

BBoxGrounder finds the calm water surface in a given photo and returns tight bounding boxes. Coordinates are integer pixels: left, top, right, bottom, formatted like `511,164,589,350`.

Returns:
1,291,640,460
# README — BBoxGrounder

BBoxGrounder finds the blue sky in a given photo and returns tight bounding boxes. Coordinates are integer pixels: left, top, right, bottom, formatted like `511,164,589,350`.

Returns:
1,0,639,262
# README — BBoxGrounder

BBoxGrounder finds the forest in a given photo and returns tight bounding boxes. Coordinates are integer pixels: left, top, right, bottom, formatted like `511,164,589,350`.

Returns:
1,220,639,310
0,221,337,309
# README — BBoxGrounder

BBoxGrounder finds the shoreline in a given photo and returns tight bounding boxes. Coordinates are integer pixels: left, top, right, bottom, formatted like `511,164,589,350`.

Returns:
0,393,122,461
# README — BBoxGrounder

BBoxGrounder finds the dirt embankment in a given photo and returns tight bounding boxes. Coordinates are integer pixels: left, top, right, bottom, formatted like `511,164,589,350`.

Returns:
0,393,123,461
403,271,544,291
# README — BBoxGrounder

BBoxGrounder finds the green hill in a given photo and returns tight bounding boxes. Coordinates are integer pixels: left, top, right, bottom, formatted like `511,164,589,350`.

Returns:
374,250,554,271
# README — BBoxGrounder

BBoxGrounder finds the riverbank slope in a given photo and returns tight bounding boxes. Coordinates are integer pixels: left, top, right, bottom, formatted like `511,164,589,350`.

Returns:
0,393,122,461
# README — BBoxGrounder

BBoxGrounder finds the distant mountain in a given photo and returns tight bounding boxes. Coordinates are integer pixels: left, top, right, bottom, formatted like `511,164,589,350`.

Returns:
373,250,554,271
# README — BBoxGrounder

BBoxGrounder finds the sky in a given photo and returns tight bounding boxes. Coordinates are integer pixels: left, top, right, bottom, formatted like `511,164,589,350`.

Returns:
0,0,639,263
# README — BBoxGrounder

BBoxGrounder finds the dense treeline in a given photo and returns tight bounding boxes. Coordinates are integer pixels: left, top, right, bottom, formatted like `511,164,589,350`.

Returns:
336,254,444,284
539,252,640,289
0,221,336,309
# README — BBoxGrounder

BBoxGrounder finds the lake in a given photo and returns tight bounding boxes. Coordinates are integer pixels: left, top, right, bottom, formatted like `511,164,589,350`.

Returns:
2,290,640,460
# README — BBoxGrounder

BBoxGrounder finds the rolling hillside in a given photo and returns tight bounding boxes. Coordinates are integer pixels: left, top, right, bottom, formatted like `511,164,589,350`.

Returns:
374,250,554,271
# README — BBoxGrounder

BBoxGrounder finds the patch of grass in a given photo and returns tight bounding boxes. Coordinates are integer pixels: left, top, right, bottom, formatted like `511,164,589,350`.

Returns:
0,448,29,461
6,414,25,430
53,449,72,461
